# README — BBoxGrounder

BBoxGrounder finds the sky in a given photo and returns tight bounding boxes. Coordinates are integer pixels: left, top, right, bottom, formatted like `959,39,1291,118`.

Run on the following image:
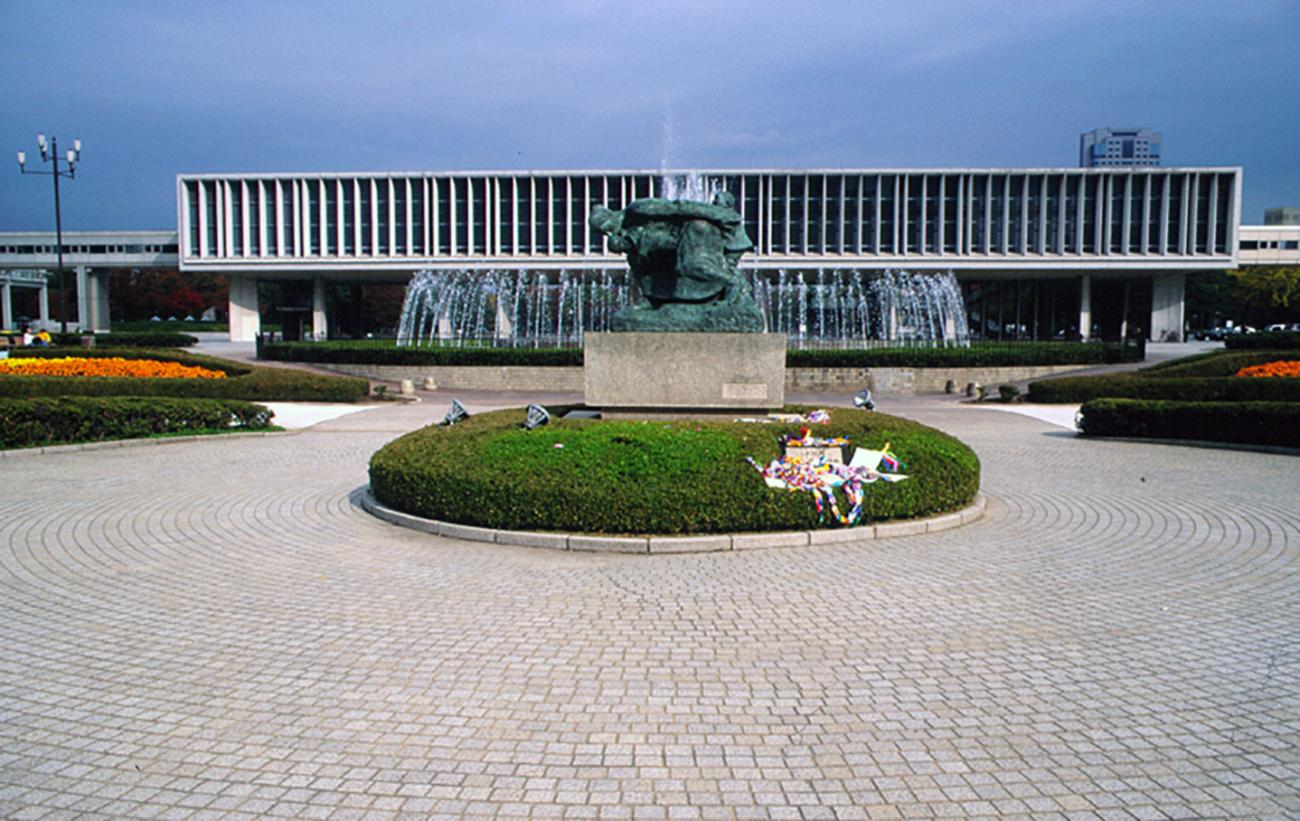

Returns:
2,0,1298,232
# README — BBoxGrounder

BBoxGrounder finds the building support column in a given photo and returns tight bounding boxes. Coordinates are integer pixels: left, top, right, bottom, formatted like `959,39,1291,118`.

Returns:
75,265,90,332
228,275,261,342
1119,281,1131,340
311,277,327,340
1150,271,1186,342
1078,273,1092,341
82,270,112,332
1,281,12,330
38,283,50,328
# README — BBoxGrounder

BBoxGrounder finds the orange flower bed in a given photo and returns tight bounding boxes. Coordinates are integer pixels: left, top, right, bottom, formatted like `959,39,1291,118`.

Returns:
0,356,228,379
1235,360,1300,379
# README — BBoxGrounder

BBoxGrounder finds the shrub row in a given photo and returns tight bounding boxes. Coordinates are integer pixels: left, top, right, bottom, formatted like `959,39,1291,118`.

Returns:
1078,399,1300,448
369,405,980,535
261,341,583,367
1026,374,1300,403
66,331,199,348
0,396,274,450
787,342,1141,368
112,320,228,333
6,332,198,348
0,348,369,402
263,339,1140,368
1224,331,1300,350
1138,349,1296,378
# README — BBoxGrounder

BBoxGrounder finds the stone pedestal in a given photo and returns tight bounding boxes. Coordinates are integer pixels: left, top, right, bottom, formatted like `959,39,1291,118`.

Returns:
584,332,786,413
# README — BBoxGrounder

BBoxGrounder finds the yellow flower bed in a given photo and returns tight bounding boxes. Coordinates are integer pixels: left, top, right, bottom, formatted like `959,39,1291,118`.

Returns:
0,356,227,379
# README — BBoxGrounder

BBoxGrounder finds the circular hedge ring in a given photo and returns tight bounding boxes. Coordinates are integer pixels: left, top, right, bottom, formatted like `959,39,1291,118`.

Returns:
368,405,980,536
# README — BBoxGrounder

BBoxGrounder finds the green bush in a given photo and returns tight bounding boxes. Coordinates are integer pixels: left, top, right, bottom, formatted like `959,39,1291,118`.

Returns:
787,341,1141,368
261,339,1141,368
1026,374,1300,403
48,331,199,348
369,405,980,535
1141,349,1295,377
1224,331,1300,350
1028,347,1300,402
112,320,228,333
261,340,582,367
0,396,274,449
1078,399,1300,448
0,348,369,402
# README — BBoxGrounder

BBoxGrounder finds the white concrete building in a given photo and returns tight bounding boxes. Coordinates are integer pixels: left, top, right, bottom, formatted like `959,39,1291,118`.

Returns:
0,231,177,331
175,167,1241,343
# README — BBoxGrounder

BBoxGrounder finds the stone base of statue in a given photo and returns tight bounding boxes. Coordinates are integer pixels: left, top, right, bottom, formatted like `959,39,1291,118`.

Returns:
584,332,786,414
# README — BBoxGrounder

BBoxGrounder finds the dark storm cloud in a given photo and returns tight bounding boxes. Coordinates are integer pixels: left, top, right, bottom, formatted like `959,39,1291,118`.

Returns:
2,0,1297,229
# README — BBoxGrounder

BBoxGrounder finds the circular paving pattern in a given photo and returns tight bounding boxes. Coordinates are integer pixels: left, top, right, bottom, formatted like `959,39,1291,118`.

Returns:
1,398,1296,819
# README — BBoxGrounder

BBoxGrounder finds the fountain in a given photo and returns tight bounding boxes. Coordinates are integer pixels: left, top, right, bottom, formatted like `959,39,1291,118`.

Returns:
396,267,968,348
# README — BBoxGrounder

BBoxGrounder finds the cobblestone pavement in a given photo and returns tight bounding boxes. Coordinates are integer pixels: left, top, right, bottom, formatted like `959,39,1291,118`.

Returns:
1,396,1296,820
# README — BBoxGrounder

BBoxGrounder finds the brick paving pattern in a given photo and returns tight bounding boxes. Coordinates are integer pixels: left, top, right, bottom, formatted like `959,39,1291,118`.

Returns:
1,397,1296,819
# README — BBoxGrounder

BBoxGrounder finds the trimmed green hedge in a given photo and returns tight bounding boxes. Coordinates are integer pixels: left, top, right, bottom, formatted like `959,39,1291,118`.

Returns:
788,342,1141,368
112,320,228,333
54,331,199,348
1078,399,1300,448
0,348,369,402
1028,348,1300,402
369,405,980,535
0,396,274,450
1225,331,1300,350
264,339,1140,368
1026,374,1300,403
1140,349,1295,378
262,341,583,367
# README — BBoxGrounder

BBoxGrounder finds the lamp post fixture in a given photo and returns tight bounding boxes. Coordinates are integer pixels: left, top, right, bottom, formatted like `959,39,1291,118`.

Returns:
17,134,82,334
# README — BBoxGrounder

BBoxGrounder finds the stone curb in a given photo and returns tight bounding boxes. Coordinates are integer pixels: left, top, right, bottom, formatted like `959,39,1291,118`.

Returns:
0,429,296,458
361,491,987,555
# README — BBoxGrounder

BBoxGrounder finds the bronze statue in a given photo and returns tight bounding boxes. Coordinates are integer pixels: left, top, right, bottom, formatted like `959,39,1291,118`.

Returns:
590,191,765,332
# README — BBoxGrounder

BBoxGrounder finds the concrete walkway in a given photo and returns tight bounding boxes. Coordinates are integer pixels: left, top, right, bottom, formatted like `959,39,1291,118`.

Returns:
1,393,1296,819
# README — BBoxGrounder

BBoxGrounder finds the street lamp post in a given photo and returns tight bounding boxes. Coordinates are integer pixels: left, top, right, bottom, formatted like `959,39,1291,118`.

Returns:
17,134,81,335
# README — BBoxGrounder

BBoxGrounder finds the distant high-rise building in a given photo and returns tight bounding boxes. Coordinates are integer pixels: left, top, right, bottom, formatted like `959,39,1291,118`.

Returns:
1264,207,1300,225
1080,127,1162,167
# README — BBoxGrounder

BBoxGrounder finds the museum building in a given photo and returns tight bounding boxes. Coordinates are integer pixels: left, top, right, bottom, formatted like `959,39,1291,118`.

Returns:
0,167,1261,342
175,167,1240,343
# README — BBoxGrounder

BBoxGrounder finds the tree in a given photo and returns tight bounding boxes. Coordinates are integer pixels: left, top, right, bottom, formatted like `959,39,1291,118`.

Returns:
1227,266,1300,326
108,269,229,321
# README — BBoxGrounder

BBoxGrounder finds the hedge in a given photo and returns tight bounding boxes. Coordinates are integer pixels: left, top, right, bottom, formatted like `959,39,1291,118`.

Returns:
1225,331,1300,350
0,396,275,450
112,320,228,333
263,339,1140,368
369,405,980,535
56,331,199,348
1026,374,1300,403
0,348,369,402
262,341,583,367
1078,399,1300,448
4,332,197,348
786,342,1141,368
1140,349,1297,378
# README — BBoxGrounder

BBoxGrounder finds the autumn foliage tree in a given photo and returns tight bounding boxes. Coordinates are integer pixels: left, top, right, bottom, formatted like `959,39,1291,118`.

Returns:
109,269,229,321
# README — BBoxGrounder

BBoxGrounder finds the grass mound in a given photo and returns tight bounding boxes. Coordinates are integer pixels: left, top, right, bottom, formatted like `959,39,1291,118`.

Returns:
369,405,980,535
